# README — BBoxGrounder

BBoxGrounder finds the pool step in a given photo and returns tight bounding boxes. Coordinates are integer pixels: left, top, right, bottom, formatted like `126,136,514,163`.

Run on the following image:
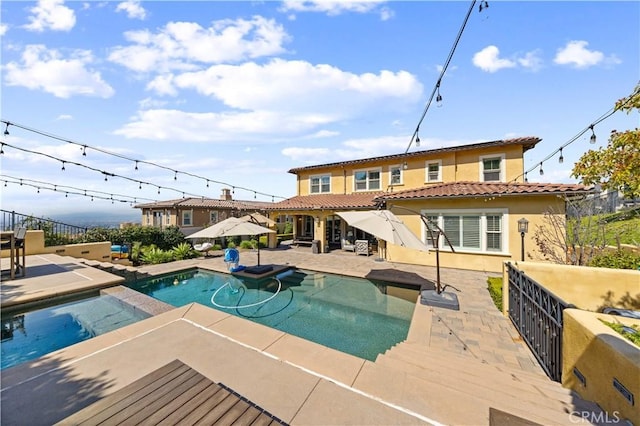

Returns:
53,296,149,336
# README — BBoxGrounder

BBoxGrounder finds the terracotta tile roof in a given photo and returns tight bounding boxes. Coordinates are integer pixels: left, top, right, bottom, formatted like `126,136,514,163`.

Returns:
377,181,592,201
288,137,541,174
265,192,385,211
134,197,273,210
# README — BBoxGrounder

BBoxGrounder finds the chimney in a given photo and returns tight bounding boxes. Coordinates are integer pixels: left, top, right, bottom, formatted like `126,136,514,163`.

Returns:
221,188,232,201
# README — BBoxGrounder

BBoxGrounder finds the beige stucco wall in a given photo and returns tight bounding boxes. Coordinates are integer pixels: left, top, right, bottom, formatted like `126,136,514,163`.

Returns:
512,261,640,311
0,230,112,262
381,195,565,273
563,309,639,425
295,144,526,196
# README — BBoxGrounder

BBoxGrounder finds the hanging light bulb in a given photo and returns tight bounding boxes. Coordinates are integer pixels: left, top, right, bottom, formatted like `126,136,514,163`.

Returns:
139,182,142,189
3,122,9,135
539,163,544,176
206,180,209,188
61,161,66,171
37,187,40,193
271,195,274,202
82,146,87,156
91,196,94,201
558,148,564,164
0,143,4,154
65,192,68,197
254,191,257,199
135,161,139,171
174,171,178,180
589,125,596,144
54,185,57,191
436,85,443,107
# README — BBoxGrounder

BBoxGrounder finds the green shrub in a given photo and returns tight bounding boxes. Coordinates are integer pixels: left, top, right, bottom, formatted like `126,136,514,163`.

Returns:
140,246,174,264
172,242,195,260
487,277,503,311
589,250,640,270
601,320,640,346
239,240,255,249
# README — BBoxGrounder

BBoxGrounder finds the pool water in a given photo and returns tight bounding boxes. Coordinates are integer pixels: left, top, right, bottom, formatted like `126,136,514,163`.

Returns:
126,269,416,361
1,295,151,370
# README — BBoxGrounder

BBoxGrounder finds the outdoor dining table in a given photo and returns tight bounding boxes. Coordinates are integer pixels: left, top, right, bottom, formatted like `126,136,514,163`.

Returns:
1,230,17,280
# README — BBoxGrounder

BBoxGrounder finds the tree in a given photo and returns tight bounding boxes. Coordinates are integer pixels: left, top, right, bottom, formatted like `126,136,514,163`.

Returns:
572,84,640,200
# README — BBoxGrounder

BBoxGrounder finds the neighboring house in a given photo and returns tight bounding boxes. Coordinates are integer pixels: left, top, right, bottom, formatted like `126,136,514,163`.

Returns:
134,189,274,236
265,137,592,272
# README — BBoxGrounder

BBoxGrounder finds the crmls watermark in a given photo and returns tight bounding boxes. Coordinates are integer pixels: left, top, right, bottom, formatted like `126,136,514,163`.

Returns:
569,411,622,424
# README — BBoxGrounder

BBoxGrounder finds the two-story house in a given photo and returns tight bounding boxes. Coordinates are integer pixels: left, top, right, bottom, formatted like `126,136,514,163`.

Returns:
266,137,591,272
135,188,275,236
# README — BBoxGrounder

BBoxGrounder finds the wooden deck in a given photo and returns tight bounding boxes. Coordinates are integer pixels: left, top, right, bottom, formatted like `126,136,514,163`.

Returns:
58,359,288,425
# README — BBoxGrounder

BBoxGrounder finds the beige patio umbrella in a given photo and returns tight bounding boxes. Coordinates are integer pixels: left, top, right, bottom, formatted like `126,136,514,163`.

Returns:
186,217,275,265
239,212,276,226
335,210,429,252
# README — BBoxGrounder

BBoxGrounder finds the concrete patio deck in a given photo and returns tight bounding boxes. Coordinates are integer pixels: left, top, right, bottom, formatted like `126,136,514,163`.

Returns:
1,247,602,425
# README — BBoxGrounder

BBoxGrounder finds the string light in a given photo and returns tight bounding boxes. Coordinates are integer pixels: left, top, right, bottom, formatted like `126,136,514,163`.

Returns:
589,125,597,144
510,85,640,184
82,145,87,156
174,171,178,180
3,122,9,136
61,161,66,171
0,119,285,201
539,163,544,176
404,0,477,154
558,148,564,164
0,144,4,154
415,127,421,147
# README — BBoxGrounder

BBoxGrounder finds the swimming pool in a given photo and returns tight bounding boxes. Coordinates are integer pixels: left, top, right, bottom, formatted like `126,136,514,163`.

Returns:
1,294,151,370
126,269,417,360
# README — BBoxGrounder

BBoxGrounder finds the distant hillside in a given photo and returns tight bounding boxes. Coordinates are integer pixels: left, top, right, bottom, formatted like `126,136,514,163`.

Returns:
50,211,140,228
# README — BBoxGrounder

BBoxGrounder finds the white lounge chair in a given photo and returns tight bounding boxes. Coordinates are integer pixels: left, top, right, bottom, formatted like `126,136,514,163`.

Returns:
193,242,214,257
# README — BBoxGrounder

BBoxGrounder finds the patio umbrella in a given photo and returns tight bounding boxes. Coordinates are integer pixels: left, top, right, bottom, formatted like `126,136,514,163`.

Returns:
335,210,429,253
186,217,275,265
239,212,276,226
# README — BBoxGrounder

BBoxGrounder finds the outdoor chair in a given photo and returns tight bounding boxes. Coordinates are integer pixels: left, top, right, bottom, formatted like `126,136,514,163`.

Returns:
1,227,27,277
193,242,214,257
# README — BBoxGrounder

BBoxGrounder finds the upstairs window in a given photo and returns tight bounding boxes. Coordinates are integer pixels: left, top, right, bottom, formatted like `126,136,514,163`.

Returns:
210,211,219,224
354,168,381,191
310,175,331,193
181,210,192,226
426,160,442,182
480,154,504,182
389,165,402,185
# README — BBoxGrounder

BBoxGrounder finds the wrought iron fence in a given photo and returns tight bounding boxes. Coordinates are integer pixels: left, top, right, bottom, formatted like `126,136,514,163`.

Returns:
507,262,572,382
1,209,88,246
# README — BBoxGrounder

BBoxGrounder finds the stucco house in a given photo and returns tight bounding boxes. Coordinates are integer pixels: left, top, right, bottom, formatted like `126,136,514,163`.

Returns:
134,188,275,236
265,137,591,272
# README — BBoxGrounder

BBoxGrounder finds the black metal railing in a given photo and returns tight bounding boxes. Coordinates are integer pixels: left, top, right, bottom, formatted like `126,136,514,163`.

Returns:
1,210,88,246
507,262,571,382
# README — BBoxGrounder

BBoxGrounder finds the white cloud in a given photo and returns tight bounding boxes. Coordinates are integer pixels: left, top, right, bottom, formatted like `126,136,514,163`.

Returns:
108,17,290,73
379,6,394,21
113,109,337,142
554,40,620,69
472,45,516,73
4,45,114,98
116,0,146,20
0,23,8,36
56,114,73,120
24,0,76,32
164,59,422,115
517,50,543,72
138,97,168,109
280,1,387,17
282,147,330,163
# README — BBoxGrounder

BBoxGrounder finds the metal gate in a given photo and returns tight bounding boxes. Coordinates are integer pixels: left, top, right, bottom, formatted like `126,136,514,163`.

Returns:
507,262,571,382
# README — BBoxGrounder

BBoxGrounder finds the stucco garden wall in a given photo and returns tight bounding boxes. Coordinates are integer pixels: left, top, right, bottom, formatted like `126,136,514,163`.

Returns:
512,261,640,311
563,309,639,425
1,230,112,262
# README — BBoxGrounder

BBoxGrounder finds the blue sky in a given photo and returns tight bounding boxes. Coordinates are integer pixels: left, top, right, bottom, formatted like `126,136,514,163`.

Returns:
1,0,638,218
